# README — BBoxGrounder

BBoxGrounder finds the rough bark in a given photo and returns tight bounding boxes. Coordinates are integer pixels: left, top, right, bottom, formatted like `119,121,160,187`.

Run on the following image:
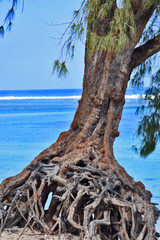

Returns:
0,1,160,239
131,33,160,69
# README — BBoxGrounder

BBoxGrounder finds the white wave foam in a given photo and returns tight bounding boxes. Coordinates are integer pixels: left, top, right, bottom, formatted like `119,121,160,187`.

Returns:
0,96,81,100
0,94,145,100
125,94,145,99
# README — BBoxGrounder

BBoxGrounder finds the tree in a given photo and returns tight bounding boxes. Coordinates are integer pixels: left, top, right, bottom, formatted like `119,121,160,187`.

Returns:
0,0,160,239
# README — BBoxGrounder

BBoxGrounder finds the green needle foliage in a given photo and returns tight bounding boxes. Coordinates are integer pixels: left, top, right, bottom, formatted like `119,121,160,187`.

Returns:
133,71,160,157
53,0,88,77
53,60,68,78
131,3,160,157
53,0,137,76
87,0,136,53
0,0,19,37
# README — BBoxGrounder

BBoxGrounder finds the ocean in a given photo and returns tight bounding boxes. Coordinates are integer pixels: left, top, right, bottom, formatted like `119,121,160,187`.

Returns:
0,88,160,231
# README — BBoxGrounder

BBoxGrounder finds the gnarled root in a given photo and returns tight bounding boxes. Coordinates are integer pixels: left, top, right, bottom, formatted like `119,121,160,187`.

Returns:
0,158,159,240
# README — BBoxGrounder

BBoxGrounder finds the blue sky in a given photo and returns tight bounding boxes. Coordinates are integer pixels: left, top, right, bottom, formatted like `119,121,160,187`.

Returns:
0,0,85,90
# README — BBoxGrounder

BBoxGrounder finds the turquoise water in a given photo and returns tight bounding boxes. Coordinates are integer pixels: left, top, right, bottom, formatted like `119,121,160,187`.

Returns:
0,89,159,231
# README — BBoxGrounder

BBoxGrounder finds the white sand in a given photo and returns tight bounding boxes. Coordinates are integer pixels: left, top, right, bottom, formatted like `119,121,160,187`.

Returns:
0,228,101,240
0,229,79,240
0,228,159,240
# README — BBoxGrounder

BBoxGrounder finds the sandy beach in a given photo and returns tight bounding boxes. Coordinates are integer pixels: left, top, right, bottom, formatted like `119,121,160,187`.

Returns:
0,228,78,240
0,228,101,240
0,228,159,240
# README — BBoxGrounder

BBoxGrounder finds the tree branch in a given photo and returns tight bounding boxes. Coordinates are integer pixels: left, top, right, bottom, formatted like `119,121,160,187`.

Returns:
130,33,160,69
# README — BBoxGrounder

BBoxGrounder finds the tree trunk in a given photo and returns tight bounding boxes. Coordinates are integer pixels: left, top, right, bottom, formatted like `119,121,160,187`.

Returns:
0,1,159,239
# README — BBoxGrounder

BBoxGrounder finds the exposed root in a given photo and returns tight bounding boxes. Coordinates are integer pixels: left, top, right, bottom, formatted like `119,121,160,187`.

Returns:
0,158,159,240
